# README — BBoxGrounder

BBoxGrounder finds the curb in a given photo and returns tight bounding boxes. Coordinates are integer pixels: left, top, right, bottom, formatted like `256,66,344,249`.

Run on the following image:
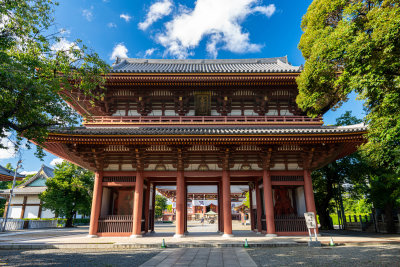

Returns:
0,242,306,250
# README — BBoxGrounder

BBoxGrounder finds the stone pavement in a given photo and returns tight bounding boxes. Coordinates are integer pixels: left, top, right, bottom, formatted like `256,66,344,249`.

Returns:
139,248,257,267
0,222,399,249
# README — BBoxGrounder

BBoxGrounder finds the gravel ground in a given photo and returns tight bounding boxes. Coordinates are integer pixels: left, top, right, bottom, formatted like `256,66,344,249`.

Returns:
248,244,400,267
0,249,160,267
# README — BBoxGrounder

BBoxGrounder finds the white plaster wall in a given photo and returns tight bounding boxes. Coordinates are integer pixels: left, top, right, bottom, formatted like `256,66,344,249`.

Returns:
112,110,125,116
104,164,119,171
230,110,241,116
121,164,135,171
244,110,256,116
127,110,140,116
287,163,302,170
150,110,162,116
296,187,306,216
101,188,111,216
270,163,286,170
266,110,278,116
9,206,22,218
41,209,55,219
211,110,219,116
10,196,24,204
24,206,39,219
280,109,294,116
164,110,176,116
187,110,195,116
27,195,41,204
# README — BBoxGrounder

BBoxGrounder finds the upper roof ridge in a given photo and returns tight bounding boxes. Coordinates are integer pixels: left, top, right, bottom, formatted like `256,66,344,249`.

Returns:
111,57,301,73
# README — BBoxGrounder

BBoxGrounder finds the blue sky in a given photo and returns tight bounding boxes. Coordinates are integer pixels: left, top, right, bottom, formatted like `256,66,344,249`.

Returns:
0,0,364,174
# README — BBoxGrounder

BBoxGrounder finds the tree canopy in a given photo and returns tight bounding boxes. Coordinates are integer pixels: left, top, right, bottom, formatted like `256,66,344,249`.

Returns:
154,195,168,219
297,0,400,172
0,0,109,157
312,111,369,229
39,161,93,227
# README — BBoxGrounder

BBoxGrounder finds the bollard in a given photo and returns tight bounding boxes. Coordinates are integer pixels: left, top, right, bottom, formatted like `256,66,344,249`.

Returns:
329,237,335,247
161,238,166,248
244,238,249,248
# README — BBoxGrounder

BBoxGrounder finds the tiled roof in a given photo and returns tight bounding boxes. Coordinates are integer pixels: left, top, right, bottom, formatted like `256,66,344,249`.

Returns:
111,57,301,73
19,164,54,188
0,165,25,178
50,124,367,136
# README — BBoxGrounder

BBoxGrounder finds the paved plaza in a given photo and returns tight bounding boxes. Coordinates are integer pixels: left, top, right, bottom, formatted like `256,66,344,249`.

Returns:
0,245,399,266
1,222,400,266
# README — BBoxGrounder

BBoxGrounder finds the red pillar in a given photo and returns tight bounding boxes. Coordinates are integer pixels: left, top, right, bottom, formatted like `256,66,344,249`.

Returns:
222,170,233,237
88,171,103,237
249,184,254,231
131,171,144,238
255,180,263,233
304,169,319,233
174,170,185,237
144,180,150,233
262,170,276,236
151,184,156,232
184,183,188,234
218,182,223,233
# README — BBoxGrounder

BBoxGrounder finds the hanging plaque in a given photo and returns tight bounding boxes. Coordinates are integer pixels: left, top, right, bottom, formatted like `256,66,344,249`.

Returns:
194,91,211,116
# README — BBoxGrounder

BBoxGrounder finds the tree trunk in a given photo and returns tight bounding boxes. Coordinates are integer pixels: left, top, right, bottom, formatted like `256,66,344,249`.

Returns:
384,203,395,233
65,211,75,228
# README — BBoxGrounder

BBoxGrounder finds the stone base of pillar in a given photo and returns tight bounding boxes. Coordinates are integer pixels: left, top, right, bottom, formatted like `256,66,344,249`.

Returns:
184,231,189,235
86,234,98,238
129,234,143,238
173,234,185,238
222,233,234,238
150,230,156,234
265,234,277,237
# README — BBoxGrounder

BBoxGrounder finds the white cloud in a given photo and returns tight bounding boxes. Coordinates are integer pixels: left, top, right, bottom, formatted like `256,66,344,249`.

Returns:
154,0,276,58
120,14,132,22
50,158,64,166
20,170,37,176
107,22,117,28
144,48,157,57
0,133,16,160
138,0,173,31
51,38,79,52
252,4,276,17
82,6,94,22
110,43,128,60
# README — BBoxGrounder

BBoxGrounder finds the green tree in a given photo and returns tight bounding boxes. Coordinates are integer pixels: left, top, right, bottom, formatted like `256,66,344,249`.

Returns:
312,111,369,229
367,170,400,233
297,0,400,172
39,162,93,227
0,0,109,157
154,195,168,219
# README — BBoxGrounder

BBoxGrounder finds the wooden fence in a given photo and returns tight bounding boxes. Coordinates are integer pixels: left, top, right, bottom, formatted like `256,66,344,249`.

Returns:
98,215,133,233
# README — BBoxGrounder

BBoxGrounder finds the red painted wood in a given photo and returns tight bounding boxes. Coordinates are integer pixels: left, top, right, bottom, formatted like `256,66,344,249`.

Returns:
132,171,144,236
89,172,103,236
263,170,276,235
102,182,136,187
222,170,232,235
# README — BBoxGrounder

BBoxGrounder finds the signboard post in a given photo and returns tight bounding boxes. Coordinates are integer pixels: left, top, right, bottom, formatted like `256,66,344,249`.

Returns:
304,212,321,247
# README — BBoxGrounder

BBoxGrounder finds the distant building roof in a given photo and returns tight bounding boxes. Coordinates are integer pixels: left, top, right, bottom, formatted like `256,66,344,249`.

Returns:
0,165,54,196
111,57,301,73
19,164,54,188
0,165,25,181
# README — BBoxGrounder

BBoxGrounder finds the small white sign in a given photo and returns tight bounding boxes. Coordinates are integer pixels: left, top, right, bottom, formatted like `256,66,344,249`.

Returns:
304,212,317,229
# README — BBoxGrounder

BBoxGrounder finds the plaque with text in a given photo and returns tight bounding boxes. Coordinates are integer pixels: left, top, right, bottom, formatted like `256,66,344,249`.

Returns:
194,92,211,116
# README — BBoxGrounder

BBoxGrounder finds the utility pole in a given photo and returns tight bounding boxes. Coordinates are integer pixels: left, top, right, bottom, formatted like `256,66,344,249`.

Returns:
1,159,23,232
